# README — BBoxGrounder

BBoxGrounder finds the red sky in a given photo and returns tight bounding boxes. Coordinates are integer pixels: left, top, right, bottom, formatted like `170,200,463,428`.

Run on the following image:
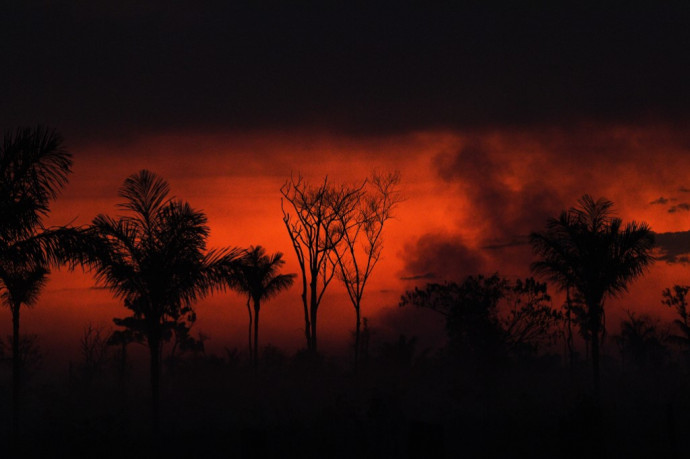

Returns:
3,4,690,365
4,124,689,366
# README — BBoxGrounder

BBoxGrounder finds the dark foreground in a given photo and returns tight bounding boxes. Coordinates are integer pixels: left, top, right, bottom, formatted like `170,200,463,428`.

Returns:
1,350,687,458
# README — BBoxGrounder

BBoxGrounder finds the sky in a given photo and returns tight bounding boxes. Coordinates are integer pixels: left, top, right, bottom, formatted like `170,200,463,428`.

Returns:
3,3,690,363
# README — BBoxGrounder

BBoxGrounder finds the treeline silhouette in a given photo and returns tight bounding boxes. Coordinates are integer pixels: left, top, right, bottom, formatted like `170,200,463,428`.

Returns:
1,127,689,457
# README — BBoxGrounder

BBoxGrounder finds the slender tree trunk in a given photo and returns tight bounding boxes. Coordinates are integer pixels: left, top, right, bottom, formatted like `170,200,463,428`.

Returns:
587,298,604,455
303,309,312,351
310,304,318,354
586,300,602,400
149,333,161,435
254,299,261,371
590,318,601,401
11,302,20,437
354,305,361,372
566,289,575,374
309,276,318,353
591,333,600,392
361,318,370,366
246,296,253,363
588,301,603,452
302,283,312,351
118,342,128,397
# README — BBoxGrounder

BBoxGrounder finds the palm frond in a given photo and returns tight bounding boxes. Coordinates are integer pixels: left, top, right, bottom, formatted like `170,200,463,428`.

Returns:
231,245,295,303
262,273,297,301
530,195,655,340
1,126,72,203
0,264,49,308
89,171,239,334
117,170,171,228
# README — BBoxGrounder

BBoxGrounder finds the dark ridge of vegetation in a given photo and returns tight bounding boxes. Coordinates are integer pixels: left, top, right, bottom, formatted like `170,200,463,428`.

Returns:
0,336,688,458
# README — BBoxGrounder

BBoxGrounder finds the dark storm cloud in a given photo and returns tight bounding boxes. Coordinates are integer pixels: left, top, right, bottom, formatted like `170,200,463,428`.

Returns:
650,197,670,205
401,138,580,280
654,231,690,263
435,141,565,242
2,3,690,143
399,233,486,282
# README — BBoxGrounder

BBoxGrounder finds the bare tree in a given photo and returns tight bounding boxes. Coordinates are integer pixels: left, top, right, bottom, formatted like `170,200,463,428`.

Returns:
331,171,401,370
662,285,690,359
280,175,363,353
79,322,111,376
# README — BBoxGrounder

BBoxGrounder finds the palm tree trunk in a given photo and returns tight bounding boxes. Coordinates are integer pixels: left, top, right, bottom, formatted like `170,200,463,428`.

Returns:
11,302,21,437
566,288,575,374
588,301,602,406
588,300,603,449
246,296,253,363
118,341,128,397
149,334,161,435
254,299,260,371
588,303,604,452
591,326,601,400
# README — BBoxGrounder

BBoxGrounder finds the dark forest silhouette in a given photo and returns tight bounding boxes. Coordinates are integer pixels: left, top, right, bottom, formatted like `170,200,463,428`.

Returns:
2,127,690,457
400,274,562,362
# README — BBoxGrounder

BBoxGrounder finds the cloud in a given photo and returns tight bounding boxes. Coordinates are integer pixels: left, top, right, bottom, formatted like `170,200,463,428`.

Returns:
433,140,565,247
654,231,690,263
398,139,570,283
399,233,486,283
399,273,437,281
399,128,690,281
481,236,530,250
668,203,690,213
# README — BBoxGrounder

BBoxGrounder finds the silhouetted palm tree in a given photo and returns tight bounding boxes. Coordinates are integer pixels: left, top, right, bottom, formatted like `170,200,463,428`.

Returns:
530,195,654,398
0,264,47,433
88,170,240,431
1,126,71,234
0,127,80,275
233,246,295,369
0,126,82,435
